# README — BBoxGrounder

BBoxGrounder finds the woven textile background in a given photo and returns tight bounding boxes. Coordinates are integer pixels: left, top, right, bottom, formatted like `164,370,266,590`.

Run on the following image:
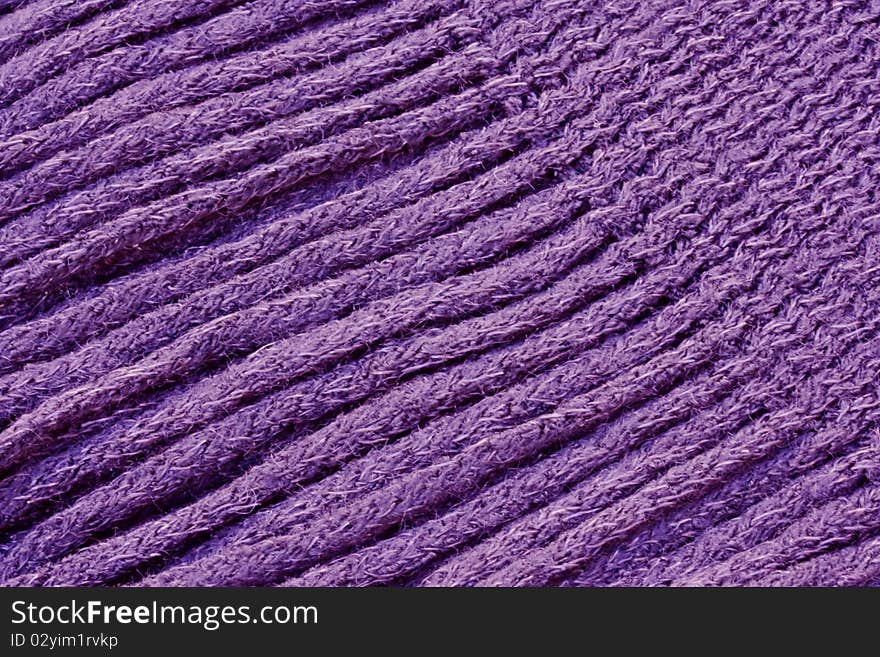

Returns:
0,0,879,587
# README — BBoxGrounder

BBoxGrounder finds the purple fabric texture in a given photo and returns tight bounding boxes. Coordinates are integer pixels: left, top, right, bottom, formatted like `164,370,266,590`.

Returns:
0,0,879,587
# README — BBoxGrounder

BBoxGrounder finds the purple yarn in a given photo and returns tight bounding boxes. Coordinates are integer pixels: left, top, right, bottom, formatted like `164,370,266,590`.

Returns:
1,0,879,587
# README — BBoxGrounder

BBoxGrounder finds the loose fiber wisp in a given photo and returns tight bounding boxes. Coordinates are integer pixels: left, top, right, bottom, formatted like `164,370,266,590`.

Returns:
0,0,879,587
